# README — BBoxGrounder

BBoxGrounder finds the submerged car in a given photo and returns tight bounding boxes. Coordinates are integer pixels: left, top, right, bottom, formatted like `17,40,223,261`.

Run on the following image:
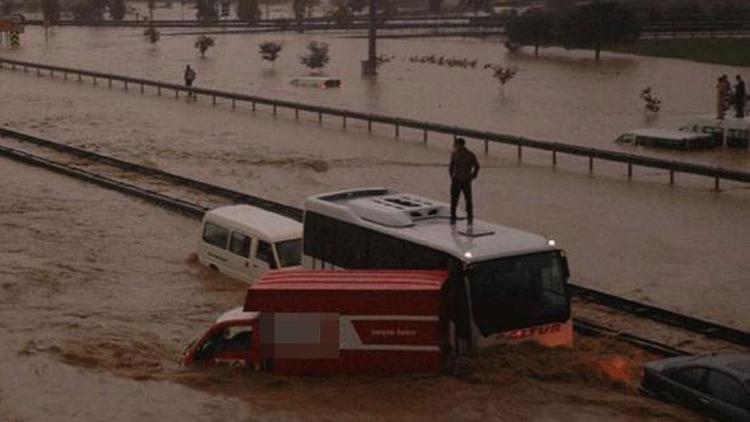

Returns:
640,353,750,421
614,128,717,150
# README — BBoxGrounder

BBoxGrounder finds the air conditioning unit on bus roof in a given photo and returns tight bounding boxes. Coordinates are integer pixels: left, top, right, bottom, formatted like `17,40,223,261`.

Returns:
348,193,450,227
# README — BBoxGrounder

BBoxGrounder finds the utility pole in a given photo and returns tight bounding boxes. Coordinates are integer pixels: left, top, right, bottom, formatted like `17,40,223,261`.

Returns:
362,0,377,76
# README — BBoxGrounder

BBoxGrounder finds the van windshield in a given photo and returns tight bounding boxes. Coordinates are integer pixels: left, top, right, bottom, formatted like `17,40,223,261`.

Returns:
275,239,302,267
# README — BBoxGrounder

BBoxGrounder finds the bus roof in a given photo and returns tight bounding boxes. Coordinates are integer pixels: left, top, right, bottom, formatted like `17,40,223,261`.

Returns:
304,188,556,262
205,205,302,242
686,115,750,130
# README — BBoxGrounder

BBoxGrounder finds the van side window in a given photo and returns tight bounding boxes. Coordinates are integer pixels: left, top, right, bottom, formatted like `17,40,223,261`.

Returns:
256,241,278,269
203,222,229,249
229,232,252,257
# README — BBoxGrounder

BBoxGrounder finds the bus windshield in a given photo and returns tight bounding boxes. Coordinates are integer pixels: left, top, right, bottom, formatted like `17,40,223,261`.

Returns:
465,251,569,336
275,239,302,268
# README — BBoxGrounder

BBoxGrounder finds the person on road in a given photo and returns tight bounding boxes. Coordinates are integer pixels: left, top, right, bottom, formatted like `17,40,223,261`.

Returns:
184,65,196,96
734,74,746,118
717,75,731,119
449,137,480,226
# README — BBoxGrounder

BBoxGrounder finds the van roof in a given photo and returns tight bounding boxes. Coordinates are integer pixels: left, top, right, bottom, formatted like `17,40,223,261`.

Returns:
205,205,302,242
626,128,712,139
305,188,555,262
254,270,449,291
246,270,449,315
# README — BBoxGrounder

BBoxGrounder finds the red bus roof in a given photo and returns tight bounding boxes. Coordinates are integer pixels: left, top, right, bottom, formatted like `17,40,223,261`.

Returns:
245,270,449,315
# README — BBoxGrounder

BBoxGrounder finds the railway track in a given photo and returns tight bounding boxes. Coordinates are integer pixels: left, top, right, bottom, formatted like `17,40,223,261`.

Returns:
1,127,747,357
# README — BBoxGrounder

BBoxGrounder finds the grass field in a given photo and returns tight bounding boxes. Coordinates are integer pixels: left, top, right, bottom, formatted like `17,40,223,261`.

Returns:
611,38,750,67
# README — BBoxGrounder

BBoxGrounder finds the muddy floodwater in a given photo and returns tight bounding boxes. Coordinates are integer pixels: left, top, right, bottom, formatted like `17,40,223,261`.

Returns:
0,159,699,421
0,23,748,421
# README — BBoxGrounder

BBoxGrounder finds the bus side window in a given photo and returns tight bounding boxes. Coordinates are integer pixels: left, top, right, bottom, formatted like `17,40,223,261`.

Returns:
334,222,369,268
403,242,448,269
203,222,230,249
368,231,405,268
229,232,252,257
256,241,278,269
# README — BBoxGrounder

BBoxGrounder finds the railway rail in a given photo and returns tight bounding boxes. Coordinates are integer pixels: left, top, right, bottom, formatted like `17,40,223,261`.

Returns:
1,127,747,358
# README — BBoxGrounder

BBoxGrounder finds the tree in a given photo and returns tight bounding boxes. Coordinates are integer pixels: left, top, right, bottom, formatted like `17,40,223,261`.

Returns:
147,0,156,20
327,0,353,25
259,41,283,63
237,0,261,22
195,35,215,56
559,1,640,60
196,0,218,22
109,0,127,21
42,0,62,23
71,0,107,21
1,0,13,15
292,0,306,23
144,26,161,43
505,10,555,56
300,40,330,71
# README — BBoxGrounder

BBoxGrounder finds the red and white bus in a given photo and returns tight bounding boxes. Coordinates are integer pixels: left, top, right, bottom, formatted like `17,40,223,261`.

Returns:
302,188,573,353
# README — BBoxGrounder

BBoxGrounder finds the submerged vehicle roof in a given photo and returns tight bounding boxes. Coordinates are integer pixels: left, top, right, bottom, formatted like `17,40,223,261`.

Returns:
304,188,556,263
205,205,302,242
625,128,713,139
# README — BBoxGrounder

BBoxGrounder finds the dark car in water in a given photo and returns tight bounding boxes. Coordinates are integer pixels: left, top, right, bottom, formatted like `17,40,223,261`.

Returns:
640,353,750,421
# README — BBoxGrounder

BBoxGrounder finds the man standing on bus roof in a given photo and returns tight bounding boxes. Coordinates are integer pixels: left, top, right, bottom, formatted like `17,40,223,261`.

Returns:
449,137,480,226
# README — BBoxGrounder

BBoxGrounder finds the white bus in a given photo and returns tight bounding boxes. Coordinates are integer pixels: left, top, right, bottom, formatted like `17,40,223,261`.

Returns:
302,188,573,352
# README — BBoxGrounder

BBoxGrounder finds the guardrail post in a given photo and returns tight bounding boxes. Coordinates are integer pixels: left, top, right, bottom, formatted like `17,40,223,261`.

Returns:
342,116,346,128
273,104,277,115
63,71,67,80
108,79,112,88
484,139,488,154
628,162,633,179
124,81,128,90
157,86,161,96
423,129,428,144
232,99,236,109
589,153,594,173
517,144,522,161
669,165,674,184
294,108,299,120
93,76,97,85
140,83,144,93
213,95,217,105
252,102,256,111
78,73,82,82
395,124,399,138
714,177,720,191
318,112,322,123
368,119,372,132
552,148,557,167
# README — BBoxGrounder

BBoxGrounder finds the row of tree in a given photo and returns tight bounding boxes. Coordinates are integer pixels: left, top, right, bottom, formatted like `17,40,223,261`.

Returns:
506,1,640,60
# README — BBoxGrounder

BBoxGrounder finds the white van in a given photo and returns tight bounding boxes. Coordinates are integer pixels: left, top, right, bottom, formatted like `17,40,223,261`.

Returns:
197,205,303,283
680,115,750,148
614,128,717,150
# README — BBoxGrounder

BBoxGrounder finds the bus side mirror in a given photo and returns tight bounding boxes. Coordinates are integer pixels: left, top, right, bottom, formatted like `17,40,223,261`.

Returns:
561,255,570,280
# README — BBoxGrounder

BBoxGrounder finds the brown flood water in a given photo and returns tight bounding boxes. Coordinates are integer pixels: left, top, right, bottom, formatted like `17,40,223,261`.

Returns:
0,24,746,420
0,156,699,420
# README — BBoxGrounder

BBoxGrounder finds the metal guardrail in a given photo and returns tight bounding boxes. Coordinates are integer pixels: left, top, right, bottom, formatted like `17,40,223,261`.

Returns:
2,57,749,190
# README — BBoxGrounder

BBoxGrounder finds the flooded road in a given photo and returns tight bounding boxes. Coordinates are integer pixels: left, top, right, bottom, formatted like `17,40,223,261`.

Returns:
0,24,747,421
0,154,700,421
